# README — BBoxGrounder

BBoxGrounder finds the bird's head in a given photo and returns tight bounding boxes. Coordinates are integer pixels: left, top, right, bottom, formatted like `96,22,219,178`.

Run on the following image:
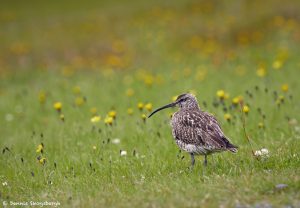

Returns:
148,93,199,118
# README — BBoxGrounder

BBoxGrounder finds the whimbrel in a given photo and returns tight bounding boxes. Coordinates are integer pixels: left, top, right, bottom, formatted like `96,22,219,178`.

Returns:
148,93,238,168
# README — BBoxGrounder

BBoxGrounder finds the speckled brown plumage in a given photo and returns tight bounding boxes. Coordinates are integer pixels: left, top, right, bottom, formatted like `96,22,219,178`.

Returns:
148,93,238,167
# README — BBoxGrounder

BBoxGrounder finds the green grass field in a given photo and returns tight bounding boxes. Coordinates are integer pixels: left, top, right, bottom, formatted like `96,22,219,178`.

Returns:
1,0,300,207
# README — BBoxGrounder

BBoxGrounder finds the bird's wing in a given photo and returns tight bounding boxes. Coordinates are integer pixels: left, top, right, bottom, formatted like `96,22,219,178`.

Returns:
172,110,229,150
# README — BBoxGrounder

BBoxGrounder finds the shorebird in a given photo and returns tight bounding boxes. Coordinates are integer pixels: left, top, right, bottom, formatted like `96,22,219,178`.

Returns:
148,93,238,168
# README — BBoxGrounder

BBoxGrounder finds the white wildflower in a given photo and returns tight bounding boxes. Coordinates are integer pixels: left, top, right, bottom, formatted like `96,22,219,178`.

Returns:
261,148,269,155
2,181,8,186
254,150,262,156
255,148,269,158
120,150,127,156
112,138,120,144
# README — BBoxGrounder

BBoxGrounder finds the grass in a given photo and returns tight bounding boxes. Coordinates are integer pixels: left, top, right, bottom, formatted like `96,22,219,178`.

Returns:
1,0,300,207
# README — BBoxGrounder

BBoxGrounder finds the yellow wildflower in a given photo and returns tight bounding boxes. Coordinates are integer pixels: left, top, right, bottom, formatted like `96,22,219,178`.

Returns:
60,114,65,122
256,67,266,77
104,116,114,125
243,105,250,114
53,102,62,111
91,116,101,123
36,144,44,153
145,103,153,112
61,66,74,77
127,108,133,115
137,102,144,110
126,88,135,97
73,86,81,94
232,97,239,105
273,16,285,27
144,75,154,86
141,114,147,122
279,95,284,103
216,90,225,99
39,157,46,165
106,54,123,68
232,96,243,105
75,97,84,106
276,99,281,106
90,107,97,115
272,60,283,69
92,145,97,150
281,84,289,92
9,42,30,55
224,113,231,121
258,122,264,128
108,110,117,119
38,91,46,104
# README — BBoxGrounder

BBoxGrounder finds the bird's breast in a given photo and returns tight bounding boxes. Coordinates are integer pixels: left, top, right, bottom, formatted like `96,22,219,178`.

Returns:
176,140,210,155
170,112,179,139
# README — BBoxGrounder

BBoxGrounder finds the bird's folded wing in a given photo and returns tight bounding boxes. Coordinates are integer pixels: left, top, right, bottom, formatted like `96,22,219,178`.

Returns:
173,111,228,149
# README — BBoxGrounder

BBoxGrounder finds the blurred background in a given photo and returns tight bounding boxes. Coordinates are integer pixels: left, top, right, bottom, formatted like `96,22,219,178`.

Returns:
0,2,300,206
1,0,300,74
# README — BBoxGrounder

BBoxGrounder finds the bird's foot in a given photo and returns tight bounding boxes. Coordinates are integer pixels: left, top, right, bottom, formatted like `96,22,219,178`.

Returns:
203,155,208,167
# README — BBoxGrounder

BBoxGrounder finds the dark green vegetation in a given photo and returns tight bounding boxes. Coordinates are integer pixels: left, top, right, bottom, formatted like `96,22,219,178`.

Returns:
0,0,300,207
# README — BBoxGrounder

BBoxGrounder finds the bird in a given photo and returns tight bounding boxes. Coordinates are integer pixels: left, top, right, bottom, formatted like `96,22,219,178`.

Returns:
148,93,238,168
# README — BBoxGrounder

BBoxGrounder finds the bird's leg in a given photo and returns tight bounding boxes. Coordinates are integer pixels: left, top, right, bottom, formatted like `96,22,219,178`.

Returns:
190,153,195,170
203,155,208,167
200,155,207,180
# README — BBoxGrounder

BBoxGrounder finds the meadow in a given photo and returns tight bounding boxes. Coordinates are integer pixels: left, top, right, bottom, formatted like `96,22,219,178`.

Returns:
0,0,300,207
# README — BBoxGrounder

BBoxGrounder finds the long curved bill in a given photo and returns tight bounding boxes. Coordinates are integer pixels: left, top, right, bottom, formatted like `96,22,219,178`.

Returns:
148,102,176,118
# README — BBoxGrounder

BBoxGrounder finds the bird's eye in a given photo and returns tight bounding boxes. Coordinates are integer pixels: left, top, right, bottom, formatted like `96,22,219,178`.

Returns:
181,98,187,102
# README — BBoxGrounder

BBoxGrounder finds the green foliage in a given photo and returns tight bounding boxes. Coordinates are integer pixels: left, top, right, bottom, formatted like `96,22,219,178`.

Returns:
0,0,300,207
